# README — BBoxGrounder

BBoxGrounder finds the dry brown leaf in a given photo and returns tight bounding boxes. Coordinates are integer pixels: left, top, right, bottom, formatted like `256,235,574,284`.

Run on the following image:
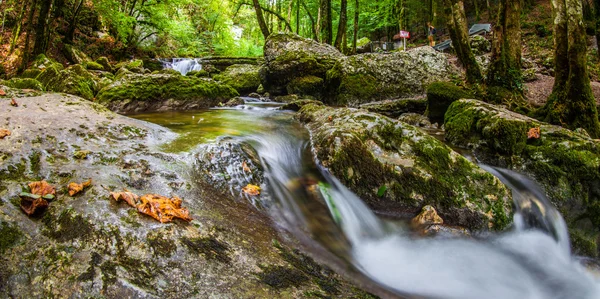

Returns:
10,98,18,107
527,127,541,139
109,191,140,208
20,196,49,215
242,161,251,172
242,184,261,196
0,89,5,96
68,179,92,196
137,194,192,223
0,129,10,139
29,180,56,198
19,180,56,216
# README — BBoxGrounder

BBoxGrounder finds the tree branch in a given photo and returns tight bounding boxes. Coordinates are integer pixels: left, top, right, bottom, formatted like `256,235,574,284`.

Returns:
238,1,293,32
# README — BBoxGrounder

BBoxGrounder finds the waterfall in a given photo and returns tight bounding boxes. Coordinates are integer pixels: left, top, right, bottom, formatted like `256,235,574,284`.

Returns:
160,58,203,75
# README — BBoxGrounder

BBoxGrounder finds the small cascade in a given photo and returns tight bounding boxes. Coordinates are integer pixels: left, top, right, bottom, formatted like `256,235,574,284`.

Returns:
160,58,203,75
133,98,600,299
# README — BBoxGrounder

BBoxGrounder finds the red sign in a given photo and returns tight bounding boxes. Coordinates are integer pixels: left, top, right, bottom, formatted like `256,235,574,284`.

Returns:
399,31,410,38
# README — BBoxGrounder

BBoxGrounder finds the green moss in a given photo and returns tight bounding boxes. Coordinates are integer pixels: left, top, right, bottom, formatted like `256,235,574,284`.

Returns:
95,57,112,72
29,150,42,175
0,221,23,254
286,75,324,98
181,236,231,263
570,230,598,257
4,78,44,91
213,64,260,94
426,82,473,124
255,265,309,289
147,231,177,257
0,159,27,181
97,73,238,106
362,98,428,118
42,208,95,242
84,61,104,71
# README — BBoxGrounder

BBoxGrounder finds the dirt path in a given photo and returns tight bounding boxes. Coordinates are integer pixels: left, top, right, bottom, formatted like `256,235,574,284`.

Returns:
525,74,600,107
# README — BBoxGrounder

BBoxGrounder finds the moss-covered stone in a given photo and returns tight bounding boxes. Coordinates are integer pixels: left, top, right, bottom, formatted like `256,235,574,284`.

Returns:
4,78,44,91
95,57,112,73
0,221,23,254
298,104,513,230
445,99,600,254
63,44,90,64
361,98,428,118
262,33,343,95
325,47,456,106
213,64,261,94
286,75,324,99
84,61,104,71
96,73,239,113
426,82,473,124
281,99,324,111
187,70,209,78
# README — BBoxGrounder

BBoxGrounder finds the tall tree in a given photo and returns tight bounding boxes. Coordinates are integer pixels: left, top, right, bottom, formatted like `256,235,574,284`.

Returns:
486,0,522,91
443,0,483,84
352,0,358,54
541,0,600,137
33,0,53,56
334,0,347,50
320,0,332,44
595,0,600,59
252,0,270,39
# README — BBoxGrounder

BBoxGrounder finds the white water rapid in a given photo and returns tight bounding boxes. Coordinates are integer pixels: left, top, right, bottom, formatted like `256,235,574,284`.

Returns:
160,58,202,75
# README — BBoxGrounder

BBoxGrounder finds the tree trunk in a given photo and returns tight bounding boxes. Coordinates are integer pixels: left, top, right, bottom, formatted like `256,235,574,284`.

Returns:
65,0,84,44
352,0,358,54
296,0,300,34
19,0,37,72
33,0,53,56
301,1,319,41
541,0,600,138
320,0,332,44
9,0,28,54
253,0,270,39
486,0,522,91
443,0,483,84
595,0,600,60
334,0,347,50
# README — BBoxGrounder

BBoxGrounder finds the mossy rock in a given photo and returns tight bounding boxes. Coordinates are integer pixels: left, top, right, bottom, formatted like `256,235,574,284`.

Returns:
63,44,91,64
141,59,164,72
286,75,324,99
30,54,64,71
97,73,239,112
187,70,209,78
445,99,600,255
116,59,145,74
213,64,261,95
4,78,44,91
84,61,104,71
95,57,112,72
325,47,455,106
262,33,343,95
160,68,183,76
281,99,324,111
426,82,472,124
298,104,513,231
361,98,428,118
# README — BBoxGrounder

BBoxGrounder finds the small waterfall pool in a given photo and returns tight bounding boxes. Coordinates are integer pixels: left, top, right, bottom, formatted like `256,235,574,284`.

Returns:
131,99,600,299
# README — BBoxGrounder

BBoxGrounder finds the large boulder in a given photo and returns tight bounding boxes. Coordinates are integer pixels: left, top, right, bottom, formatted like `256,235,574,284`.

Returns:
0,93,376,298
3,78,44,91
213,64,261,94
445,99,600,256
426,82,473,124
360,98,428,118
63,44,91,65
325,46,456,106
96,73,239,113
297,104,512,231
470,35,492,56
261,33,344,95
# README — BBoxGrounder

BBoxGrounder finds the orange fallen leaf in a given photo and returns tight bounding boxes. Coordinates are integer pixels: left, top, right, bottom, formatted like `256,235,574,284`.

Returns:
242,184,261,196
0,129,10,139
109,190,140,208
20,180,56,216
29,180,56,199
328,115,333,122
0,89,5,96
527,127,541,139
137,194,192,223
68,179,92,196
10,98,18,107
242,161,251,172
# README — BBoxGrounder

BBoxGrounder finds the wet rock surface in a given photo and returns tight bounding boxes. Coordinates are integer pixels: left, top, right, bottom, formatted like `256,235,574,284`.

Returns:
213,64,261,95
445,99,600,257
0,92,381,298
325,47,457,107
297,104,513,231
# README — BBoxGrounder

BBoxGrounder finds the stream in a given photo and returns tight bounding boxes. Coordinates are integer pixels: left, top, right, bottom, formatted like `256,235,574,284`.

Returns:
132,99,600,299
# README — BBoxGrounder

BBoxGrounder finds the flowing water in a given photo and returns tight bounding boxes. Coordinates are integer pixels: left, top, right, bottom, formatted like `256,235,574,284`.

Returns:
160,58,203,75
132,99,600,299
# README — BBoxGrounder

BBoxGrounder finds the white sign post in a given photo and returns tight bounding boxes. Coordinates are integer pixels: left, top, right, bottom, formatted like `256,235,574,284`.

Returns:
399,31,410,51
